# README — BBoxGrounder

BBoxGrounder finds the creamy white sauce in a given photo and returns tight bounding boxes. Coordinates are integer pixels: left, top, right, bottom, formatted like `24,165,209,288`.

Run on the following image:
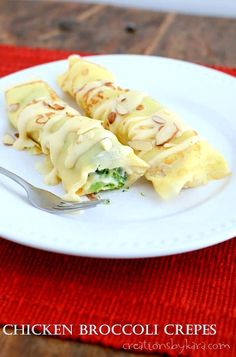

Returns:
9,93,145,199
147,135,203,166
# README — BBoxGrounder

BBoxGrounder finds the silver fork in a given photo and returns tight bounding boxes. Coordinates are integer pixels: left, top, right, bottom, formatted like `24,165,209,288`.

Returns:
0,167,109,213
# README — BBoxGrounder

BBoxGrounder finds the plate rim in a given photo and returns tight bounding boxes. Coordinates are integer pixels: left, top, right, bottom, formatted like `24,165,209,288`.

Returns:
0,54,235,258
1,53,236,83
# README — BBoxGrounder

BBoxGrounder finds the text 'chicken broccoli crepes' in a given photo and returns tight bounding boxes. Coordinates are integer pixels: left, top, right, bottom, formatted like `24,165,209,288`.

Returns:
5,80,148,200
57,55,230,199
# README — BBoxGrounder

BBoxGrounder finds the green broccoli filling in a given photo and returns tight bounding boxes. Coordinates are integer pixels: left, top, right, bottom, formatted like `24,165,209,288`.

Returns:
88,167,128,193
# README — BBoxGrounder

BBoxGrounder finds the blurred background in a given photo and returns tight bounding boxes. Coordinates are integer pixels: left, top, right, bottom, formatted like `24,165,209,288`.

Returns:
47,0,236,18
1,0,236,66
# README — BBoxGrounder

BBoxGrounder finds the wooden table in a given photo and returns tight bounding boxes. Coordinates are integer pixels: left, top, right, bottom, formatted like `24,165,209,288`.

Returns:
0,1,235,356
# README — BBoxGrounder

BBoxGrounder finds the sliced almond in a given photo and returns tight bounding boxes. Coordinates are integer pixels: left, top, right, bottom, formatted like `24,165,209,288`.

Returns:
46,101,65,110
35,114,49,125
107,112,117,124
8,103,20,112
155,122,178,146
3,134,15,146
152,115,166,125
51,102,65,110
101,137,113,151
105,82,114,87
128,140,153,152
115,103,129,116
117,94,127,103
136,104,144,111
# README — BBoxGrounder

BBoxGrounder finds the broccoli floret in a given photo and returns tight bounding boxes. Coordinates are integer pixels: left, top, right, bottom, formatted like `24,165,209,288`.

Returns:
88,167,128,193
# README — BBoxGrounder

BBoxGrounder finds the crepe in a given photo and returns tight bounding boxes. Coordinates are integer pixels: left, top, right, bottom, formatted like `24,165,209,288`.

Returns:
5,80,148,200
58,55,230,199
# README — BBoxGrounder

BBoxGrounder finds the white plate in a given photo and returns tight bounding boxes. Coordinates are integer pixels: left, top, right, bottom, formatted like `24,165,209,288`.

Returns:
0,55,235,258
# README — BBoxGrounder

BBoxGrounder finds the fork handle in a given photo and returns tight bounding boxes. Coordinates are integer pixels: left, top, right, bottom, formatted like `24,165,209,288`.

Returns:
0,166,32,193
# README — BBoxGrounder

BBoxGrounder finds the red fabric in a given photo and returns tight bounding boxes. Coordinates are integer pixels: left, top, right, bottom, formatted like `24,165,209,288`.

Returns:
0,44,235,356
0,44,93,77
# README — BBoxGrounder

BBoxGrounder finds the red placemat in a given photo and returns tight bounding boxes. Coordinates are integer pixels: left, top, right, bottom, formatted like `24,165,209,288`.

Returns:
0,44,235,356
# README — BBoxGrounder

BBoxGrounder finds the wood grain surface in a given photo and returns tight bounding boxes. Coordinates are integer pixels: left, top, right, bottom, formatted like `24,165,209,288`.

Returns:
0,0,235,65
0,1,235,356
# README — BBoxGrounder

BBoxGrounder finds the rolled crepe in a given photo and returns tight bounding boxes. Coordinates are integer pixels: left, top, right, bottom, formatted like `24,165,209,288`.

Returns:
5,80,148,200
58,55,230,199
